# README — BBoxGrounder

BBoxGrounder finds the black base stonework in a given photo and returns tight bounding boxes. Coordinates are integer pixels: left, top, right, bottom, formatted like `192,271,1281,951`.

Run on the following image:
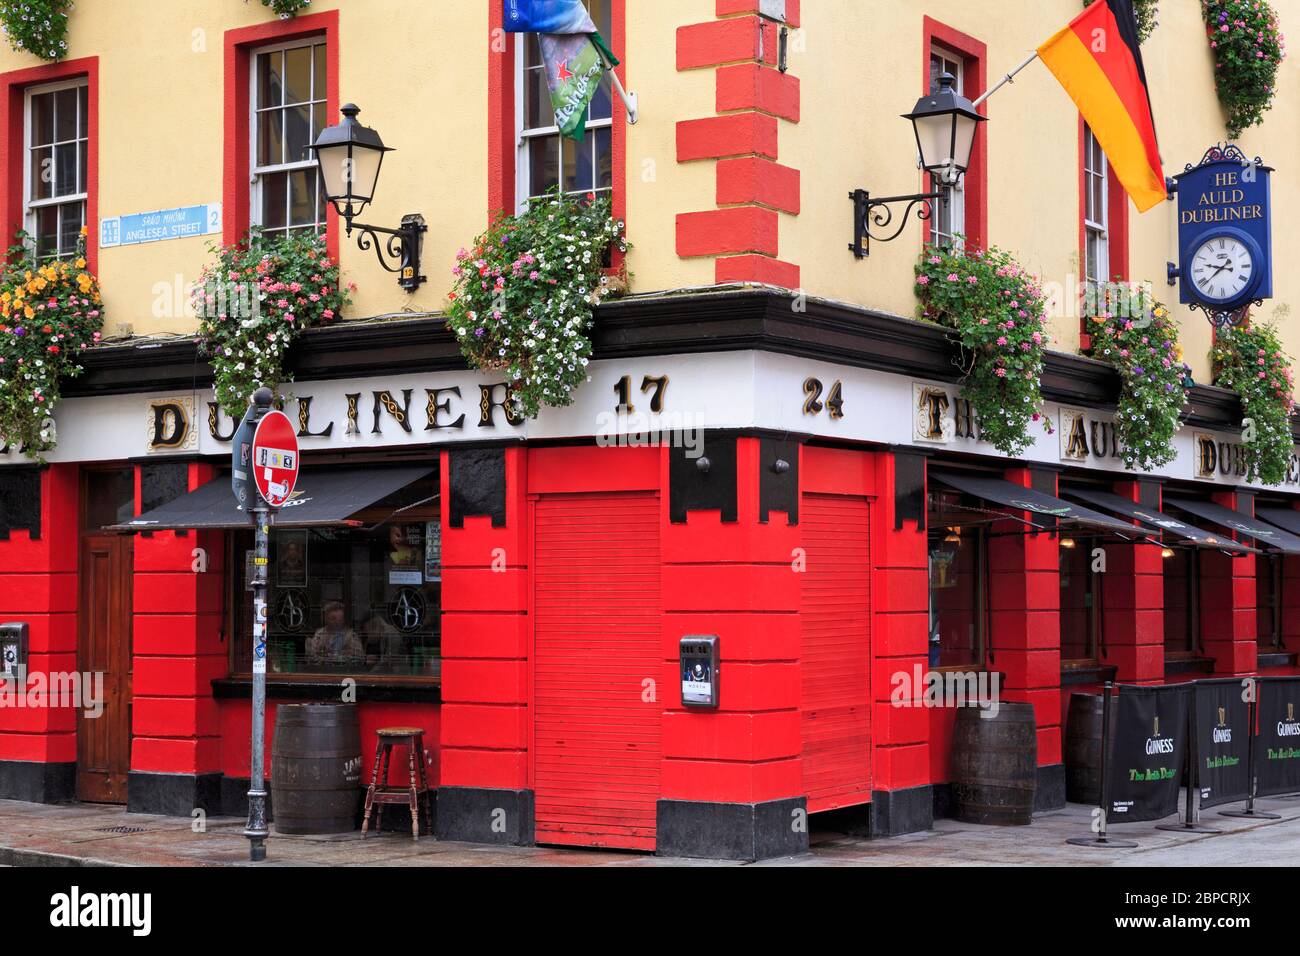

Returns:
220,777,273,822
435,786,534,846
1035,764,1066,812
656,797,808,861
0,760,76,804
127,771,222,817
869,785,935,837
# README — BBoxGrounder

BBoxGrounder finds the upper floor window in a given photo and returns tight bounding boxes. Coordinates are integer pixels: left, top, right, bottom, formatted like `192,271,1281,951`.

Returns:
251,38,327,239
24,79,88,260
928,47,964,248
1083,124,1109,286
515,0,613,210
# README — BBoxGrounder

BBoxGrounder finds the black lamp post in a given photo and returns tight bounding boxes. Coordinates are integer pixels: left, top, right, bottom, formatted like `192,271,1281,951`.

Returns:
850,73,987,258
310,104,427,292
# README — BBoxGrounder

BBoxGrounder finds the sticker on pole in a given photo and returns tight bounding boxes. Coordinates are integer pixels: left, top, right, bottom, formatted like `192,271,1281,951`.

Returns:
251,410,300,508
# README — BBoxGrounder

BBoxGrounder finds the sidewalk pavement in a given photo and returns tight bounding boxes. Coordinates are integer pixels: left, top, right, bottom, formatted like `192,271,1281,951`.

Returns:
1,794,1297,867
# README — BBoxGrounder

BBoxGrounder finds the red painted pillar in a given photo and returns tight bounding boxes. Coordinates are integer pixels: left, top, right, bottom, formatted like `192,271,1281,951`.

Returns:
1099,480,1164,684
129,461,224,814
870,449,932,834
987,467,1062,807
0,464,79,802
436,447,531,844
657,437,805,859
1201,491,1258,676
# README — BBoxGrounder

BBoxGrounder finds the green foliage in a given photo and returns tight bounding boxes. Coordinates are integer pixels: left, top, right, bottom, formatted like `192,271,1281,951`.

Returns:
0,1,71,61
193,231,351,420
1084,289,1190,471
1087,0,1159,43
0,230,103,459
257,0,311,18
1203,0,1286,138
1211,322,1296,485
447,188,628,419
914,244,1052,457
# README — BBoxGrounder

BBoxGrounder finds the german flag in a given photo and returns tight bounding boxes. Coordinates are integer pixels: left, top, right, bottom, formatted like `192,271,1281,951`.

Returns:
1038,0,1165,212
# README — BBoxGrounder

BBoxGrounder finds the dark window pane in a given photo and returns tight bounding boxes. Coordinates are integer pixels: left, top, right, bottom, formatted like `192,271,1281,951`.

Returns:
284,45,312,105
288,167,316,226
78,84,88,137
285,102,312,164
84,469,136,530
78,139,87,193
257,110,284,167
595,126,612,190
58,202,82,256
258,51,283,109
35,205,57,258
54,143,77,196
54,88,77,142
928,528,980,668
529,135,559,197
311,101,326,145
261,171,288,228
30,145,53,201
313,44,326,99
31,91,54,146
561,137,579,193
1257,556,1279,647
526,66,553,128
1163,548,1193,653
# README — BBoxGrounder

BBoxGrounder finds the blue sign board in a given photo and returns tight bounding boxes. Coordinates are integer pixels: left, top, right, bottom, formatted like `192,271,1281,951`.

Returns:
1173,145,1272,324
100,203,222,249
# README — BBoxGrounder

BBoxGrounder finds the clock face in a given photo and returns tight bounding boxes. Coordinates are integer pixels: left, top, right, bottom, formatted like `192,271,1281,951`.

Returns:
1190,235,1255,304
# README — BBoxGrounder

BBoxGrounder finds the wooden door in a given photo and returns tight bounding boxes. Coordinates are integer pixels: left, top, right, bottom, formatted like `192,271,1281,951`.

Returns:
533,493,661,850
77,534,133,803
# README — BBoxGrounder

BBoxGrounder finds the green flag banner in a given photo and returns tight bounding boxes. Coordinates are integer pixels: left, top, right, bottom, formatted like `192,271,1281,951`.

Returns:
539,31,617,141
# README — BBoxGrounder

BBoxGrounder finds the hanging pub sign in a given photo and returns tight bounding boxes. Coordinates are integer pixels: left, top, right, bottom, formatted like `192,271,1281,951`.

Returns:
1254,677,1300,798
1171,144,1273,328
1105,684,1189,823
1191,679,1250,809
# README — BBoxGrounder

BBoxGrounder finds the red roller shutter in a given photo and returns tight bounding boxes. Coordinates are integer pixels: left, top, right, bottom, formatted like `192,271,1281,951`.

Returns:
533,493,661,850
801,494,873,812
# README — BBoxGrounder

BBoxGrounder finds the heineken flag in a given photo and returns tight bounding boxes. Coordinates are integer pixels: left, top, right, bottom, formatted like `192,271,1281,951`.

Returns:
1255,677,1300,798
504,1,618,141
1105,684,1189,824
1191,679,1250,809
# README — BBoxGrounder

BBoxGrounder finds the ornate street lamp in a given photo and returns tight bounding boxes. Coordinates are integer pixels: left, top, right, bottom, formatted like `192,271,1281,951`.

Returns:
310,104,427,292
850,73,987,258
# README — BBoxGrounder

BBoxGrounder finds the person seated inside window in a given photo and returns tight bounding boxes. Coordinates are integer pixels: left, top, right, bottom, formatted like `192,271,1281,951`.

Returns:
363,613,410,673
306,601,366,668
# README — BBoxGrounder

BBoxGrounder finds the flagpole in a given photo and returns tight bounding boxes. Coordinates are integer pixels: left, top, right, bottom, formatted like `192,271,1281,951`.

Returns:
971,51,1040,109
606,60,638,125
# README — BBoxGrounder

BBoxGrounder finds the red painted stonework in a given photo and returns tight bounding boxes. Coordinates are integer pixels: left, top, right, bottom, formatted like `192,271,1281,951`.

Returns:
676,206,779,258
716,63,800,121
714,254,800,287
716,157,800,213
677,113,779,163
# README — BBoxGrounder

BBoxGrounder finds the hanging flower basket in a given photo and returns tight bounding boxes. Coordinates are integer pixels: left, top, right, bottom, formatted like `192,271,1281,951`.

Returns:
447,188,628,419
1202,0,1286,139
251,0,311,19
0,229,103,459
1085,0,1159,43
0,1,72,61
1211,321,1295,485
915,243,1052,457
1084,288,1191,471
193,230,352,420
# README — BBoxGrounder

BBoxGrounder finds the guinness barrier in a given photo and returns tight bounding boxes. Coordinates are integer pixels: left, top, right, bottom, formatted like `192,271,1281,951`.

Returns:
1069,678,1300,847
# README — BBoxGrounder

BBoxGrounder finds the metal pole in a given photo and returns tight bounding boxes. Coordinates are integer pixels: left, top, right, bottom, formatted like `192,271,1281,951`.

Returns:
971,52,1039,109
242,387,275,862
1098,680,1112,842
607,61,638,125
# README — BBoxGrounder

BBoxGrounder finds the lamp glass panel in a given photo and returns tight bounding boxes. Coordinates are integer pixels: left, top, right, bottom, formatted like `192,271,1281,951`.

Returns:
348,145,384,203
913,113,956,171
317,143,351,201
950,114,978,173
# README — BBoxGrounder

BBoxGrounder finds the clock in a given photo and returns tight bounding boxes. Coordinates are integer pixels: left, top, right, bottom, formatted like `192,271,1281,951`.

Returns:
1186,229,1264,309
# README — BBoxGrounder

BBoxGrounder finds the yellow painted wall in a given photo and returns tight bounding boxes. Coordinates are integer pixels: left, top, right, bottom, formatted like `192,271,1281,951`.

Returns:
0,0,1296,386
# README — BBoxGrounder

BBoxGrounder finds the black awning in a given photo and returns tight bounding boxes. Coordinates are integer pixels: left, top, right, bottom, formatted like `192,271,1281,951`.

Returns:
929,471,1139,535
1254,507,1300,539
112,466,435,531
1164,497,1300,555
1063,488,1256,553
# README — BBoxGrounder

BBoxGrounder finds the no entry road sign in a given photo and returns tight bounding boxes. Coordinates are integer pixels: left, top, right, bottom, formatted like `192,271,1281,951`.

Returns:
251,410,300,508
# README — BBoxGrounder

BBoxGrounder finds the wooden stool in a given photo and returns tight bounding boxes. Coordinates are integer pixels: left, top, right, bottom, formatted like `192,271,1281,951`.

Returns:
361,727,431,840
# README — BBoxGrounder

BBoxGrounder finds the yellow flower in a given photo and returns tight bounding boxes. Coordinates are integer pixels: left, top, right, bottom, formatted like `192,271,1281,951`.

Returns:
23,306,34,319
79,225,88,237
75,258,86,269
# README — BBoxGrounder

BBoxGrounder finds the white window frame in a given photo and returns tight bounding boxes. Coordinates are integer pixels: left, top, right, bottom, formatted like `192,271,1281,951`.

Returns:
928,46,965,248
249,36,327,237
513,0,614,213
23,77,88,260
1083,124,1109,286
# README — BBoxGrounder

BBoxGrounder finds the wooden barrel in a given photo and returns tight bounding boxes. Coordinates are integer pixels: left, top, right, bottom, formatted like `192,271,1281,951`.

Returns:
271,703,363,835
1065,693,1110,805
951,702,1038,826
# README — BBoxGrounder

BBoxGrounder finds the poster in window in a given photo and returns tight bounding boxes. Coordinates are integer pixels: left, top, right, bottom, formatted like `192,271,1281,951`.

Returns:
388,523,424,585
276,530,308,587
929,547,958,590
425,520,441,582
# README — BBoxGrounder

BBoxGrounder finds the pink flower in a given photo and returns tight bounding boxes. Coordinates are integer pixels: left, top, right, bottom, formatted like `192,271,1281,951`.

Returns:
947,273,960,282
994,368,1007,378
966,276,978,285
996,336,1008,346
917,275,931,286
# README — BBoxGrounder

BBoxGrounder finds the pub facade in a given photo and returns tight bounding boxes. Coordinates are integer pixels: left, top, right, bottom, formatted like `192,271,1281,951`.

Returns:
0,0,1297,861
